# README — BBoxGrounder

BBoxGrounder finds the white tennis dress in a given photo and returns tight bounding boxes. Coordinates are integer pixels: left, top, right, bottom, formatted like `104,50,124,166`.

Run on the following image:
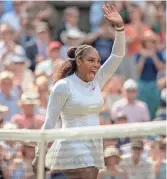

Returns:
41,30,125,170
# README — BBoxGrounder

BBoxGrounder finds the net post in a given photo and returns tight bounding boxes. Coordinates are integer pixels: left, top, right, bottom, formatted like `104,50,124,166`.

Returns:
37,130,46,179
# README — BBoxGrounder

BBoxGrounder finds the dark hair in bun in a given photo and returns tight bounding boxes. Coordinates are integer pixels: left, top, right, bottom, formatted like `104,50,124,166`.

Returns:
53,45,92,83
67,47,77,59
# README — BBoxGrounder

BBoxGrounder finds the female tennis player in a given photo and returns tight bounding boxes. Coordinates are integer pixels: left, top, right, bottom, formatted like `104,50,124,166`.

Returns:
33,4,125,179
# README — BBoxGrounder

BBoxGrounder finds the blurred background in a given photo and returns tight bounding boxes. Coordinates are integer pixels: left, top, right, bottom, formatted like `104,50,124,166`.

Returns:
0,1,166,179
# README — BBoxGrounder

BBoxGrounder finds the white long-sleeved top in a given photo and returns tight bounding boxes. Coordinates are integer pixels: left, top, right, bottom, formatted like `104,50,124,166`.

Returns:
40,30,125,170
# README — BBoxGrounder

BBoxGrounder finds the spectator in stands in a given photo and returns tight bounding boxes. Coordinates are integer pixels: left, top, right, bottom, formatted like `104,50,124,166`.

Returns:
0,104,8,128
0,1,13,15
99,91,112,125
2,60,22,98
136,30,165,119
153,138,166,179
103,138,118,150
0,122,23,179
157,68,166,90
19,12,35,48
22,142,36,179
9,158,26,179
11,92,44,129
100,77,124,125
89,1,129,33
33,1,58,34
0,1,23,32
0,71,20,121
143,2,157,26
155,89,166,121
115,113,131,148
0,2,4,19
53,6,81,43
60,28,85,60
35,75,50,116
155,68,166,121
100,76,124,126
116,3,150,80
0,24,25,71
10,55,34,93
98,146,127,179
36,41,63,77
120,139,155,179
60,29,85,60
147,140,158,162
26,21,51,71
111,79,150,123
103,76,123,94
34,70,48,81
89,1,104,32
125,3,150,56
114,1,130,24
102,75,124,110
152,3,166,50
86,19,115,65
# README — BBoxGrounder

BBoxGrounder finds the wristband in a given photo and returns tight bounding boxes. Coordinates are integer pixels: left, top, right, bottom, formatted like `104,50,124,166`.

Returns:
115,26,124,31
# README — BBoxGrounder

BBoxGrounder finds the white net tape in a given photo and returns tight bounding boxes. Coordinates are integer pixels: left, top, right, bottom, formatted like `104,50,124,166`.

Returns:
0,121,166,142
0,121,166,179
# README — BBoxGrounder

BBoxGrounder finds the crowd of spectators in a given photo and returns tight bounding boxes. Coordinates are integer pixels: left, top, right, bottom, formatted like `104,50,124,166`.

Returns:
0,1,166,179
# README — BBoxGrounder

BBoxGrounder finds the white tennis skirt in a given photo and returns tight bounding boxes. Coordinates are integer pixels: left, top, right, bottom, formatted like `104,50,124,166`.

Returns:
45,138,104,170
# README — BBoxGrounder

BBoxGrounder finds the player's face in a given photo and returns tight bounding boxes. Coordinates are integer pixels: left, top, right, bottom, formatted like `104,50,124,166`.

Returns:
77,48,101,82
